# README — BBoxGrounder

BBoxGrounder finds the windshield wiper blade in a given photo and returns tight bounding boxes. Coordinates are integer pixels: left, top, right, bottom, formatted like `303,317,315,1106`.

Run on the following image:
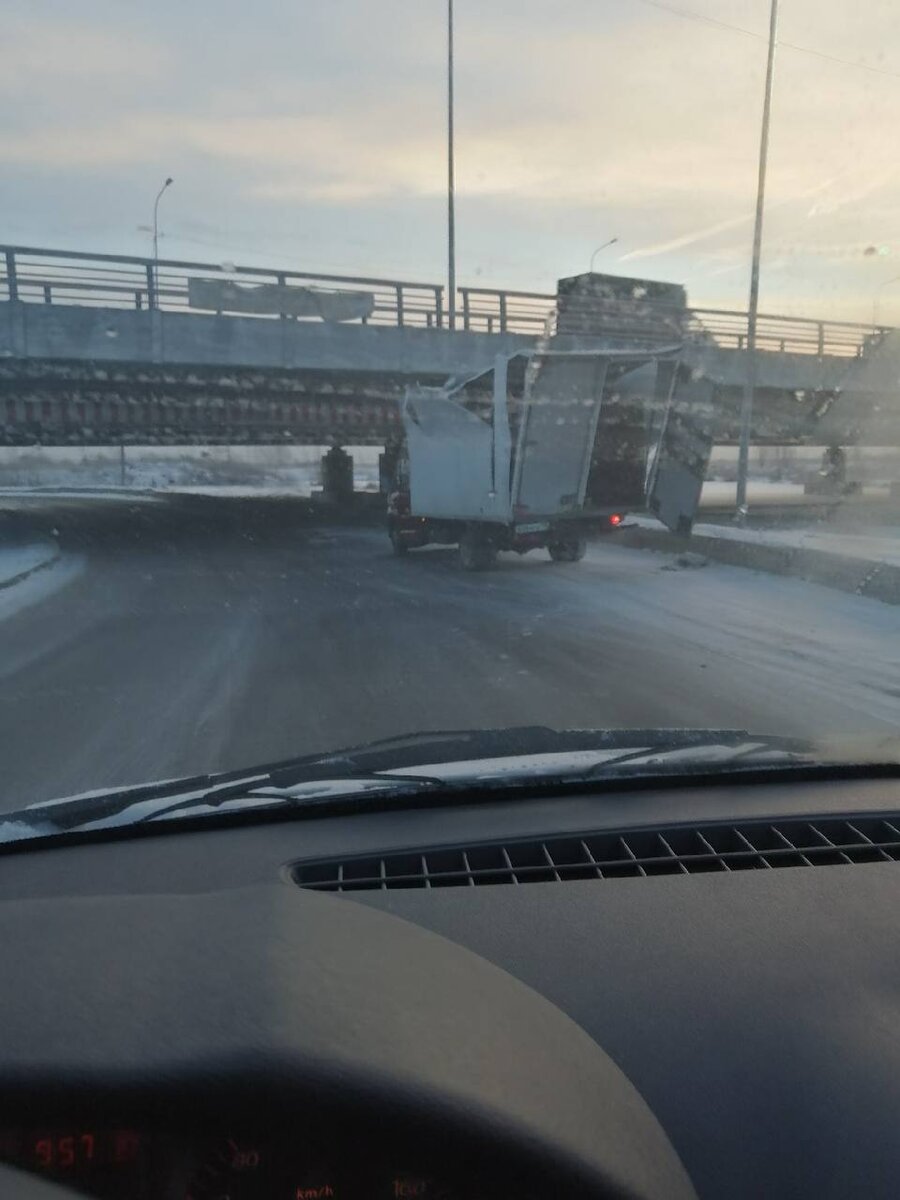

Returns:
144,739,817,823
131,770,451,825
267,726,791,777
576,738,815,779
0,726,860,847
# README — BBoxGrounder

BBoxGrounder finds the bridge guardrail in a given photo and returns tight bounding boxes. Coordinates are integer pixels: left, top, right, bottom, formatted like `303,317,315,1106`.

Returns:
458,285,886,359
0,245,445,331
0,245,890,359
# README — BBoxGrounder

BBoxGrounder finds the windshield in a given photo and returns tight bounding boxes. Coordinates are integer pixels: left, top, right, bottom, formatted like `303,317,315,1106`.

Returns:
1,0,900,826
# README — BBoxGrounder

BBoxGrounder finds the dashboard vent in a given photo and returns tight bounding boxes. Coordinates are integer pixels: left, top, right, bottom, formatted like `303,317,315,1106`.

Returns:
292,815,900,892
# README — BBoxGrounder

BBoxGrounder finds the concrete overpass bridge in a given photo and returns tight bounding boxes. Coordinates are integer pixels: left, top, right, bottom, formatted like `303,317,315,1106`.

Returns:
1,244,898,448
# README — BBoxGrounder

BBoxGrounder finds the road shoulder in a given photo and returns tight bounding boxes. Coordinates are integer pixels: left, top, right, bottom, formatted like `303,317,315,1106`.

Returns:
622,518,900,604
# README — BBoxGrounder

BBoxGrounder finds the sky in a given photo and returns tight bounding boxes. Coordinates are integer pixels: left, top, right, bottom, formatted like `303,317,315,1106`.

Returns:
2,0,900,321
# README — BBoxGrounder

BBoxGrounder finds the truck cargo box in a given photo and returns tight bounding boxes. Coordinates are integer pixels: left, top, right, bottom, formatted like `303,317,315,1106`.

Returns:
401,345,710,534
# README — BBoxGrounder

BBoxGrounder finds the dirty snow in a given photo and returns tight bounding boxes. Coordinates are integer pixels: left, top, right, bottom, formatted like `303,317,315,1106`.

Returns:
0,445,383,494
0,553,84,624
0,543,59,588
635,515,900,567
700,481,810,507
0,487,162,504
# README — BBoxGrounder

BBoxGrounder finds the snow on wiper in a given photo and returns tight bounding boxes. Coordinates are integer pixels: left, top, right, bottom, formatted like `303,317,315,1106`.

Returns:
280,726,798,775
134,730,812,823
378,738,815,786
577,738,816,777
133,770,450,825
0,770,450,845
0,727,842,848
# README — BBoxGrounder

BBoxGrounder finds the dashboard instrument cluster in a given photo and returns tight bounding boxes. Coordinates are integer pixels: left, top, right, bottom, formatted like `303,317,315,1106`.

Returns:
0,1128,494,1200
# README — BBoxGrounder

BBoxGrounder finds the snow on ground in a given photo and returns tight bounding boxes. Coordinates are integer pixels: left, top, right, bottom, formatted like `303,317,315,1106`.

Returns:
164,481,381,499
0,553,84,624
700,480,892,507
635,515,900,567
0,445,383,494
0,542,59,588
0,487,162,503
700,480,810,506
0,540,83,624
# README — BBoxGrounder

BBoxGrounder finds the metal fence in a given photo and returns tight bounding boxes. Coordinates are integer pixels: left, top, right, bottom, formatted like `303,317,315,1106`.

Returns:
685,306,883,358
459,286,556,336
458,286,885,359
0,244,888,358
0,245,444,330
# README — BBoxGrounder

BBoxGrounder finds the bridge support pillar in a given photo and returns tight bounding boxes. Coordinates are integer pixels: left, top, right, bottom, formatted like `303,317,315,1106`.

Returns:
321,446,354,502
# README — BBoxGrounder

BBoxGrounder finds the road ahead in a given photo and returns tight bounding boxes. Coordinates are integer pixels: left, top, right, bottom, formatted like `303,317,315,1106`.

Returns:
0,496,899,810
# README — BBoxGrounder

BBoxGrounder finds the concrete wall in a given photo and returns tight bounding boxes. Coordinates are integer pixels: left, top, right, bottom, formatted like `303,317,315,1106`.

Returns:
0,299,878,395
0,300,532,379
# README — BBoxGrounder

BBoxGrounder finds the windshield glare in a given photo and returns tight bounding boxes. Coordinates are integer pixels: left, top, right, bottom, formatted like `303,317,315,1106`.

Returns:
1,0,900,828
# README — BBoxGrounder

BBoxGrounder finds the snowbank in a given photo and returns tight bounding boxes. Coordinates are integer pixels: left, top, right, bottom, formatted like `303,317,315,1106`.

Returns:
634,516,900,569
0,551,84,623
0,542,60,590
626,517,900,604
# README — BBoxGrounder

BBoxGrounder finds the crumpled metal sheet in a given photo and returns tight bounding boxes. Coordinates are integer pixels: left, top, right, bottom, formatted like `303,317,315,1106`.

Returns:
188,277,375,322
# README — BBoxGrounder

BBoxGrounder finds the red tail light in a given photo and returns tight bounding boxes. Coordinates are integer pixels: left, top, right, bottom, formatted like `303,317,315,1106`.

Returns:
609,513,623,526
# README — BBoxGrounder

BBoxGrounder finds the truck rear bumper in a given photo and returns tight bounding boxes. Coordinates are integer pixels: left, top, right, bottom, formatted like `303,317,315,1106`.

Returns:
390,511,628,551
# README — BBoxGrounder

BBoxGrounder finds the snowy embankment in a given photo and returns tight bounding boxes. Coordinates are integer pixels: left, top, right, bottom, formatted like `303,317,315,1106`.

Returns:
0,543,60,590
633,516,900,569
0,541,83,621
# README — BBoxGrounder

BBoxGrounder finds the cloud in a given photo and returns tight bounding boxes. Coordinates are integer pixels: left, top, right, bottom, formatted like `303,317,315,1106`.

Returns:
0,18,166,90
1,0,899,316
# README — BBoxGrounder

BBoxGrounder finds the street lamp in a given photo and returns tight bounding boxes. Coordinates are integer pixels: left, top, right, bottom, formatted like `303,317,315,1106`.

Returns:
447,0,456,330
151,176,174,309
873,275,900,326
589,237,618,274
735,0,779,521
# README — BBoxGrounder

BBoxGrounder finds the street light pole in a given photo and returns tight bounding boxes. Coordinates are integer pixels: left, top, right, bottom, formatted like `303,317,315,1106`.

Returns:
589,237,618,274
873,275,900,326
447,0,457,330
151,176,173,310
736,0,779,519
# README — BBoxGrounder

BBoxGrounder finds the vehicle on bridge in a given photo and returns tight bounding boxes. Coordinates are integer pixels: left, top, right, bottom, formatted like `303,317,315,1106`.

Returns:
387,347,713,569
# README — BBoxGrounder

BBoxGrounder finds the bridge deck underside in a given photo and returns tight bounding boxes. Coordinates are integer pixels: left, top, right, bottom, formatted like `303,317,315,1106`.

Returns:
0,360,428,447
0,357,889,447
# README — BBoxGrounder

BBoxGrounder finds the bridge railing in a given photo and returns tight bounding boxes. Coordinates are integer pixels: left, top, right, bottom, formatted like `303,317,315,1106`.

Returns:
0,245,445,330
458,286,884,358
0,245,888,358
686,307,882,358
459,287,557,336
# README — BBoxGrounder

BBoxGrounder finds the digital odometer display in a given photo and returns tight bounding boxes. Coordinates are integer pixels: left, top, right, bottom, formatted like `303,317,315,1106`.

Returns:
0,1128,147,1197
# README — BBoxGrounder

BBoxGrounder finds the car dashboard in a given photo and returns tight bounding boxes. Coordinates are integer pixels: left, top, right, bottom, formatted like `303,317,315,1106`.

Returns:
1,772,900,1199
0,1127,490,1199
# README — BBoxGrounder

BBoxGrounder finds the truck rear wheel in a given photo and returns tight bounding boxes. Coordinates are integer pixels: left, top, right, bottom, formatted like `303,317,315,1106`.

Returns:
548,537,587,563
459,530,497,571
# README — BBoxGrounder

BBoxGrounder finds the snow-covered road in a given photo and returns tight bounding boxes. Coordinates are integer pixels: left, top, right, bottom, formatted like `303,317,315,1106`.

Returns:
0,501,898,809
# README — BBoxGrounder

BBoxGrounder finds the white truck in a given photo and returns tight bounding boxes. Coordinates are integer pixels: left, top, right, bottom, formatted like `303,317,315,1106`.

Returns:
387,345,712,570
